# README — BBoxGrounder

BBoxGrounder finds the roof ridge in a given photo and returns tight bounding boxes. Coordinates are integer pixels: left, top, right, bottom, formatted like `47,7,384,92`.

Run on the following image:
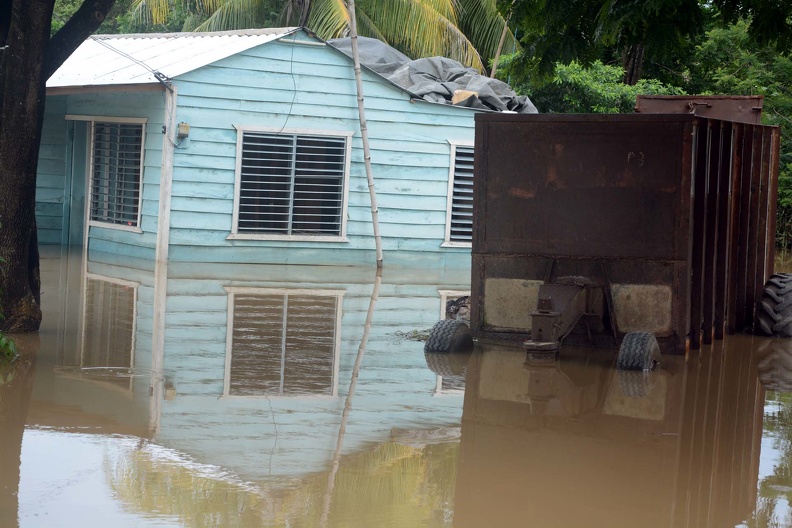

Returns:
92,27,300,40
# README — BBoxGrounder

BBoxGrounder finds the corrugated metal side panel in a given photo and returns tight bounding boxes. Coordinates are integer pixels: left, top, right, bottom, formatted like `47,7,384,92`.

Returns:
168,38,476,265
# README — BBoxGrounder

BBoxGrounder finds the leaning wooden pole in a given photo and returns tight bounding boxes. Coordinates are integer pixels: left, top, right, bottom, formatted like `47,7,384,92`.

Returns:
319,268,382,527
346,0,384,267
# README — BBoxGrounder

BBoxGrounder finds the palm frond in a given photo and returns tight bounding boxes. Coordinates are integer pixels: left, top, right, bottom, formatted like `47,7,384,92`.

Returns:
196,0,228,15
306,0,350,39
355,8,389,44
358,0,484,70
194,0,262,31
407,0,460,23
128,0,172,27
457,0,518,64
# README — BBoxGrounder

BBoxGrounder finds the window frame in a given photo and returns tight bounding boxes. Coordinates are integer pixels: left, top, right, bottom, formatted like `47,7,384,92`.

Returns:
442,141,475,247
229,125,353,242
222,286,345,399
77,116,147,234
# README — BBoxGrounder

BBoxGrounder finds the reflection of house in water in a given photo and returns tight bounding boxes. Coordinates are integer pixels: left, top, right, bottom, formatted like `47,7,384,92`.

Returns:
159,258,469,480
30,248,470,483
454,339,765,528
28,252,153,435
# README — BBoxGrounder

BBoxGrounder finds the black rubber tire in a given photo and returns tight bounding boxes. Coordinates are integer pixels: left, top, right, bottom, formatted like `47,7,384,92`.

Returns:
616,331,661,371
424,351,468,377
424,319,473,353
617,371,651,398
756,338,792,391
756,273,792,337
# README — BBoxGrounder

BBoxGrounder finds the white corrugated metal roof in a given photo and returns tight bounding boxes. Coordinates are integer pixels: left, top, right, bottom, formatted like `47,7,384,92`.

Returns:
47,28,300,88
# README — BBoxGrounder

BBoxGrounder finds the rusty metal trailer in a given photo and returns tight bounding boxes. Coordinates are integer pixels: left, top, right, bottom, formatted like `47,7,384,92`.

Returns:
469,113,780,354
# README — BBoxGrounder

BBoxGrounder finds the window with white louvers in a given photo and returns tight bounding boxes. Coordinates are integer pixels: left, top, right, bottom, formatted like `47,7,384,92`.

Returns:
237,132,347,236
90,122,144,228
447,145,474,243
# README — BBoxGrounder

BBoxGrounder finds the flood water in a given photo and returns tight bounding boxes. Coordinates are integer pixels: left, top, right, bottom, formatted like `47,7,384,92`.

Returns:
2,247,792,527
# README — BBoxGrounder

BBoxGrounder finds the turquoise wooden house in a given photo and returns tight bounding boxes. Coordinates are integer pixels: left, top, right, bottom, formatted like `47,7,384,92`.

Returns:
39,28,480,269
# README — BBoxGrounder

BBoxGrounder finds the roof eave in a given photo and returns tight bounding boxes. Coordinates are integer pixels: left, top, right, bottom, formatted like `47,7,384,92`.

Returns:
46,83,165,96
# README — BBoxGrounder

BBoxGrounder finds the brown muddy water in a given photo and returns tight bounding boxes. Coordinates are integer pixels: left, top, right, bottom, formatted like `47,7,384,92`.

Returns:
2,247,792,527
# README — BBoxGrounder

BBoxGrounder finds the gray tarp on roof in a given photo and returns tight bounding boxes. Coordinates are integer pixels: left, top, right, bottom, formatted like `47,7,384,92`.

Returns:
328,37,537,114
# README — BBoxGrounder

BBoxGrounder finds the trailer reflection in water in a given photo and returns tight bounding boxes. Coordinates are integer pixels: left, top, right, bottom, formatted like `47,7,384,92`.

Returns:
457,340,770,528
2,247,792,527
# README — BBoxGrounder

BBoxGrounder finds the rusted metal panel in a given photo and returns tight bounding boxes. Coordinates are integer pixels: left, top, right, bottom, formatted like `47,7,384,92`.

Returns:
753,128,774,318
690,122,709,349
734,125,755,330
726,124,745,334
476,115,691,260
766,129,781,279
473,113,780,353
702,120,723,345
714,122,733,340
745,127,764,329
635,95,764,124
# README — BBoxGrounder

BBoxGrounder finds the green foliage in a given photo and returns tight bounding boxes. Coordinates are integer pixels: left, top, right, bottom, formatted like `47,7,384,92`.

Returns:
51,0,82,34
510,59,684,114
125,0,514,73
686,19,792,246
0,334,17,363
0,258,15,363
504,0,705,84
125,0,284,34
506,0,792,85
53,0,139,35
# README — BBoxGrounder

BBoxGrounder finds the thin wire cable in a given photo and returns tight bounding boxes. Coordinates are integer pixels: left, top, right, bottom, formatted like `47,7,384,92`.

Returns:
92,36,173,92
273,32,299,135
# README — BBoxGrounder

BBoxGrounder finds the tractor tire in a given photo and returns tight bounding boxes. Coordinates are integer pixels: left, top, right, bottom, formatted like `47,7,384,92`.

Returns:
424,319,473,354
756,273,792,337
616,331,661,371
756,338,792,391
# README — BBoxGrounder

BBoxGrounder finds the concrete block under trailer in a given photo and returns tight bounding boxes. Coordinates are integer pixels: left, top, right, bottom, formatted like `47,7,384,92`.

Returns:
426,113,781,369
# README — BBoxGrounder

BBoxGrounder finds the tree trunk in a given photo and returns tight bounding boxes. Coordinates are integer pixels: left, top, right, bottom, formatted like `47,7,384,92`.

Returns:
0,1,53,332
0,0,116,332
622,43,645,85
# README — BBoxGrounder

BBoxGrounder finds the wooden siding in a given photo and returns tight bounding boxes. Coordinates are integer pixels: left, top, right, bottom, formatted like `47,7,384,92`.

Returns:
36,91,166,261
168,34,476,267
37,96,69,244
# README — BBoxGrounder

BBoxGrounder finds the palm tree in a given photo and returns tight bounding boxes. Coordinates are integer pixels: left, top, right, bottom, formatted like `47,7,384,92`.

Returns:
128,0,517,73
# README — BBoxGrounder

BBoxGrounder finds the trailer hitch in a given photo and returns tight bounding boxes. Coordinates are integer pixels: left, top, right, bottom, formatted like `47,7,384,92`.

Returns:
524,277,607,352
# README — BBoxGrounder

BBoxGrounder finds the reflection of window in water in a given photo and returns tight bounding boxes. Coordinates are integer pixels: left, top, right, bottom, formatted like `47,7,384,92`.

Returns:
55,274,138,392
438,289,470,321
224,289,342,397
82,276,137,369
433,289,470,395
